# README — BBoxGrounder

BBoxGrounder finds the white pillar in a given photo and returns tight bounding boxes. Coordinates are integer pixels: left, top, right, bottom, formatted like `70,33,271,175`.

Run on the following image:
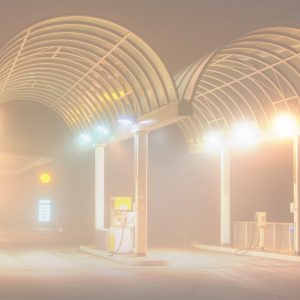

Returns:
134,130,148,256
293,136,300,254
95,146,105,230
220,147,231,245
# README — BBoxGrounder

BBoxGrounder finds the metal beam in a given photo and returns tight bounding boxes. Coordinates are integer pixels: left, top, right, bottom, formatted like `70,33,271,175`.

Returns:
51,32,131,108
95,146,106,230
104,101,193,145
196,49,300,99
138,100,193,130
293,136,300,255
220,148,231,245
0,27,31,94
134,130,148,256
94,146,110,251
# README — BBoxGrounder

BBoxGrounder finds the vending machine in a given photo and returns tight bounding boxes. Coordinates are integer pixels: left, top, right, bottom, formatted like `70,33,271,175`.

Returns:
109,197,136,254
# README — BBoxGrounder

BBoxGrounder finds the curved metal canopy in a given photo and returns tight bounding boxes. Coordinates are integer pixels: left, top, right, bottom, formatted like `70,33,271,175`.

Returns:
176,27,300,146
0,16,178,134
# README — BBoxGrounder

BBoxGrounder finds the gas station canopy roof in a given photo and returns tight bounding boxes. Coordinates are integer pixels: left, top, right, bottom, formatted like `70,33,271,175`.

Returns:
0,16,178,134
2,21,300,147
176,27,300,145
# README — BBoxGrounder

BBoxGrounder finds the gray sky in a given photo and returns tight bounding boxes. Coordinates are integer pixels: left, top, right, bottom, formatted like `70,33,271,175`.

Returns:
1,0,300,74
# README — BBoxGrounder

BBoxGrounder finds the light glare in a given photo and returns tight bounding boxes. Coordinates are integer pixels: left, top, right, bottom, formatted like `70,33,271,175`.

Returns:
117,118,134,126
272,114,298,137
203,131,223,151
80,133,92,143
138,119,155,126
97,126,109,135
231,122,260,147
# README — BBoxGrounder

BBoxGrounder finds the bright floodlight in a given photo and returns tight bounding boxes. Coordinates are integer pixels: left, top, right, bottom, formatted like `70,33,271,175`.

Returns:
231,122,260,147
80,133,92,144
97,126,109,135
131,119,155,133
117,118,134,126
138,119,155,126
203,131,223,151
272,114,298,137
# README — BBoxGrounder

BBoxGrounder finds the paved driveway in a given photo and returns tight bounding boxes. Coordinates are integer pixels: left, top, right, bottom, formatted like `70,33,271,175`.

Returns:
0,247,299,300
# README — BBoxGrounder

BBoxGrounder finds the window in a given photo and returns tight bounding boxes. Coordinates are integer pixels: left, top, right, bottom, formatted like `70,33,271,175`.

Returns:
38,199,52,223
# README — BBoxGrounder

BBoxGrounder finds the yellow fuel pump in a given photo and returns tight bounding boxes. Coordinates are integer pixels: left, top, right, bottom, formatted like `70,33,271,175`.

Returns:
109,197,136,254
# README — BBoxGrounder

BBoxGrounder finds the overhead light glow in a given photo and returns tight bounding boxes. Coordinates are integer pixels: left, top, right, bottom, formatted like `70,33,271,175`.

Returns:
203,131,223,151
272,114,298,138
130,123,141,134
138,119,155,126
132,119,155,132
119,90,126,97
97,126,109,135
112,92,118,100
117,118,134,126
80,133,92,144
103,92,110,100
231,122,260,147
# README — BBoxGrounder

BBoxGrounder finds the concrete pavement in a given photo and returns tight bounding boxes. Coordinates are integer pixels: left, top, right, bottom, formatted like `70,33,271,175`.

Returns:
0,246,300,300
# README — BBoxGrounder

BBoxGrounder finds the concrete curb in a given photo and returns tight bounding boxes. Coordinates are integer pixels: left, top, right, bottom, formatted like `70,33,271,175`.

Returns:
194,244,300,263
79,245,168,266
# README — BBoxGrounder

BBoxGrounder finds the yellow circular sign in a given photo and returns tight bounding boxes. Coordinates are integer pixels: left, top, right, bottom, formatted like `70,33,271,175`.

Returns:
39,172,52,184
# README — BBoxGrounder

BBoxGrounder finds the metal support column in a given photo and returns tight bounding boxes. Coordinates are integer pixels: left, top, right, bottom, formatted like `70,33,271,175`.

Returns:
134,130,148,256
95,146,108,250
95,146,105,230
293,136,300,255
220,147,231,245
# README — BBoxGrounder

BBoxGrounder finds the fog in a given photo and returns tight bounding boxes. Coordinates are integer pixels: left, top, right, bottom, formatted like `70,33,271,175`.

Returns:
0,3,300,300
0,0,296,250
0,99,294,248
